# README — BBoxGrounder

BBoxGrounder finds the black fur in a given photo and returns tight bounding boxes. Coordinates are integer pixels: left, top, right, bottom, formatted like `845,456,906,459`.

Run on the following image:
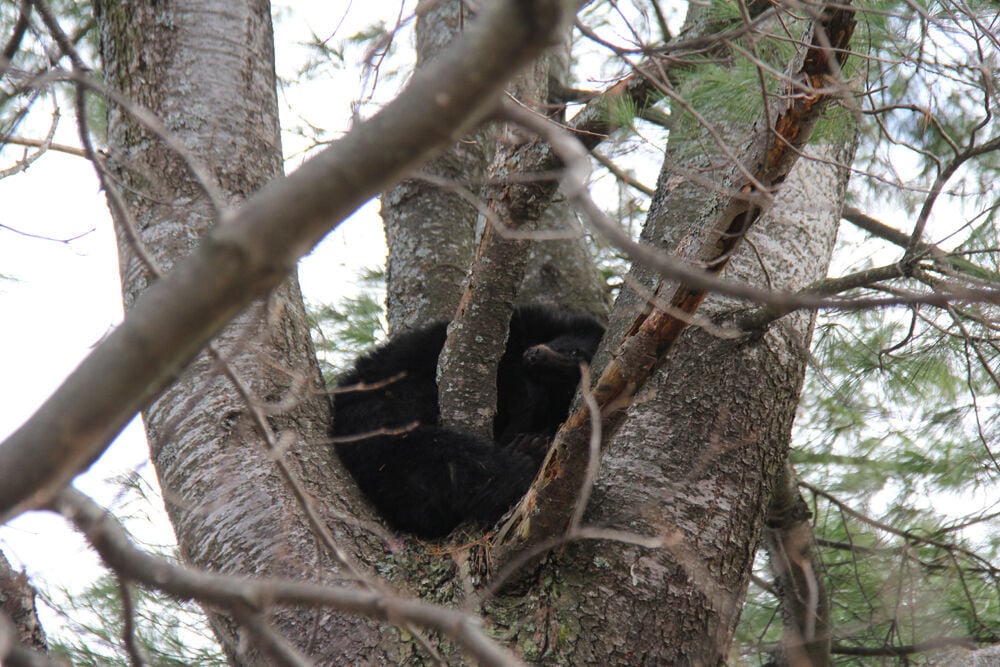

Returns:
333,306,605,538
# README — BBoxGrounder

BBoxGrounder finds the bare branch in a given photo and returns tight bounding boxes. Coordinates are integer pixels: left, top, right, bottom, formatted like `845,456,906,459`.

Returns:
568,363,601,534
832,636,977,657
52,488,523,667
117,581,150,667
903,134,1000,269
0,1,31,71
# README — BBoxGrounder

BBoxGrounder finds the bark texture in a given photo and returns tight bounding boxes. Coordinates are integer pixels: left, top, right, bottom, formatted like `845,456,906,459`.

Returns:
83,0,586,663
93,0,384,662
528,141,853,664
71,0,857,663
0,551,47,658
481,7,856,650
518,43,610,318
437,45,608,439
382,0,484,333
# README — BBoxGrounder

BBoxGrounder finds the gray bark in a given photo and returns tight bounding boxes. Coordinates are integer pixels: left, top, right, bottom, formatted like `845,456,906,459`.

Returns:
436,45,609,438
80,1,586,664
93,0,384,662
382,0,484,333
518,40,610,317
383,5,607,334
519,202,611,318
530,141,853,664
68,0,855,663
384,3,855,662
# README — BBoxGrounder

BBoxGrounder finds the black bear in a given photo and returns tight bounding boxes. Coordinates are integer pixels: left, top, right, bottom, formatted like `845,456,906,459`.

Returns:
333,305,605,538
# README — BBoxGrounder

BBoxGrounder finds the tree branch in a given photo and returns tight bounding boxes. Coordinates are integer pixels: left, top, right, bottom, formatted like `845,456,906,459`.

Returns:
0,0,582,520
764,462,830,667
52,488,523,667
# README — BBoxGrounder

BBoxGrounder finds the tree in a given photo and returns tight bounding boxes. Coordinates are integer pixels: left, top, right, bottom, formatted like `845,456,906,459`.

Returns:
1,0,1000,665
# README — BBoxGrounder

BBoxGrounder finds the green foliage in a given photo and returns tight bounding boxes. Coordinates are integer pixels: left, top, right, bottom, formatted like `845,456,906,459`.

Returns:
601,92,641,133
702,0,743,25
730,2,1000,658
309,266,387,382
0,1,99,139
47,573,226,667
40,474,226,666
736,287,1000,662
798,305,998,497
671,57,767,133
666,7,863,148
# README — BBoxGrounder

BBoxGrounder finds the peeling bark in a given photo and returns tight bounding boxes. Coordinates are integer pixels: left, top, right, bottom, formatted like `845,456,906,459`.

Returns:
498,1,857,561
478,4,858,659
0,2,870,664
484,141,853,663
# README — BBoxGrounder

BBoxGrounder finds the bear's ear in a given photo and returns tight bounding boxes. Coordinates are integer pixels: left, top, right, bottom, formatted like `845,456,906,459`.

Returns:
522,335,593,377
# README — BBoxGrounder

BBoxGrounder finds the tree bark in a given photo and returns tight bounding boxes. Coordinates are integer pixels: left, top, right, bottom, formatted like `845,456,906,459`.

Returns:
437,44,609,438
478,7,857,658
0,551,47,660
93,0,384,661
517,42,610,318
383,4,607,334
378,3,856,662
382,1,485,333
11,1,859,663
522,140,854,663
765,462,831,667
83,0,585,663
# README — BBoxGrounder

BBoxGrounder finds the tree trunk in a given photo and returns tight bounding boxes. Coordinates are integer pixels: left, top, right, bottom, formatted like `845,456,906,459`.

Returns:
467,1,858,657
765,462,832,666
516,141,854,663
88,0,857,663
517,40,610,318
93,0,386,662
382,2,607,332
381,0,485,332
